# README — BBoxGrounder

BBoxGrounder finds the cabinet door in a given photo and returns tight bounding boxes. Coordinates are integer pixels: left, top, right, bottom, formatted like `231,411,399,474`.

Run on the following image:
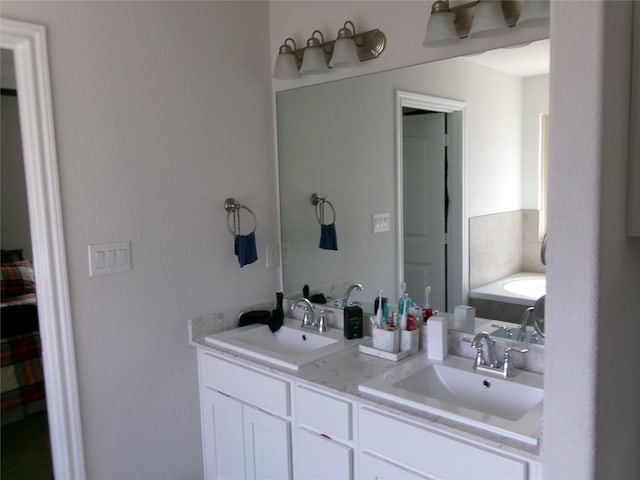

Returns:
360,452,432,480
294,427,353,480
201,388,245,480
243,404,292,480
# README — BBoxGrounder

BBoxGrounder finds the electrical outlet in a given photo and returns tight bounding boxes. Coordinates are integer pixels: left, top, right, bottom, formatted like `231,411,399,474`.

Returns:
266,243,280,269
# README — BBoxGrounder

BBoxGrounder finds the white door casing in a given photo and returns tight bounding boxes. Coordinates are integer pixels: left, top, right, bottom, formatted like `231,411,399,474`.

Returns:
395,90,466,309
0,17,86,479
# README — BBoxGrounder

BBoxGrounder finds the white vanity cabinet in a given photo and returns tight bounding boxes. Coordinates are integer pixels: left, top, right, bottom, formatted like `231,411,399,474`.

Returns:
358,406,542,480
196,347,542,480
293,384,355,479
198,350,293,480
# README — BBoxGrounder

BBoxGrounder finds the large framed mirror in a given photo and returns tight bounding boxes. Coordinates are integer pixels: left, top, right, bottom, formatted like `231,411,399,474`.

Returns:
277,39,549,340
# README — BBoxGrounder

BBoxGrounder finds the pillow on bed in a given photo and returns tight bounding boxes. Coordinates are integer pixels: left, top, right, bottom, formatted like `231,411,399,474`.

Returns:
1,260,35,299
1,249,24,263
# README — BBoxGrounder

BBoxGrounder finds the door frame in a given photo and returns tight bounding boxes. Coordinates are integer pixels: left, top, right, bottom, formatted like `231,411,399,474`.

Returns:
1,18,86,479
395,90,467,308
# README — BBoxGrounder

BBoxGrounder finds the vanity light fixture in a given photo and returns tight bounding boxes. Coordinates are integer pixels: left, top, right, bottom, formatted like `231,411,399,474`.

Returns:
468,1,509,38
300,30,329,75
329,21,360,68
273,38,299,79
423,0,549,48
273,20,386,79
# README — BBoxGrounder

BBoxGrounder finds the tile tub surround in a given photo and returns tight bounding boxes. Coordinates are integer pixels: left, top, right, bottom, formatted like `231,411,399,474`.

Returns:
469,297,531,324
469,210,545,290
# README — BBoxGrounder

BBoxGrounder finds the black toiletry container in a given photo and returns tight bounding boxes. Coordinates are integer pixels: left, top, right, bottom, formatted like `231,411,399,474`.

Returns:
343,305,363,339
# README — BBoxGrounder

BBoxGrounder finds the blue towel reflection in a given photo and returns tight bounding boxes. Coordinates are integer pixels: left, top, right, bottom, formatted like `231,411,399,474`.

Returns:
319,223,338,251
235,232,258,267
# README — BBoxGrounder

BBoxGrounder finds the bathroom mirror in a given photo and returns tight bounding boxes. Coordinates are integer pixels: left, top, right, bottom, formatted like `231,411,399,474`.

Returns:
277,39,549,338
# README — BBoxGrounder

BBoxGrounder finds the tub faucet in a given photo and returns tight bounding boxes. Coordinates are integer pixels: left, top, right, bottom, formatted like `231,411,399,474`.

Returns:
342,283,363,307
291,298,316,328
519,307,534,341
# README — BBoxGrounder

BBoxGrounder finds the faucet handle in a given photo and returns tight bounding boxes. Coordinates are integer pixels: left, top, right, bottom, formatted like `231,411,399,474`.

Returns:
491,324,513,338
504,346,529,355
318,310,329,333
464,337,487,367
503,346,529,377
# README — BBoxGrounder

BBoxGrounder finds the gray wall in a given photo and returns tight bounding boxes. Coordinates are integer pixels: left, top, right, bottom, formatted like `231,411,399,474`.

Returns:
2,2,278,478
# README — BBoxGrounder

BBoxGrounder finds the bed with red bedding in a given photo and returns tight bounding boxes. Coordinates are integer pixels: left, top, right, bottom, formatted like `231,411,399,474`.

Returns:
1,257,46,419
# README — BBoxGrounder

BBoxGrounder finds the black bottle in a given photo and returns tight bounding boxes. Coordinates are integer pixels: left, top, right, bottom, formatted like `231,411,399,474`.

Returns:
343,305,363,339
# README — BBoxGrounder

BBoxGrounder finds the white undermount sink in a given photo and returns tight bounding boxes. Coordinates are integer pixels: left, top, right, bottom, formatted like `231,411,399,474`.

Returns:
359,354,543,445
205,318,366,370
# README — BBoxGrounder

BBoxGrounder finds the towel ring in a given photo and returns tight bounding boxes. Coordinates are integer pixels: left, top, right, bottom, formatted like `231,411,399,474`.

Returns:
310,193,336,225
224,198,257,236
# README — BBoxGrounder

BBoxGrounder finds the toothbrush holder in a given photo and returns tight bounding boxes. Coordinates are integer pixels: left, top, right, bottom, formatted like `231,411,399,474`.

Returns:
400,328,419,354
372,328,400,353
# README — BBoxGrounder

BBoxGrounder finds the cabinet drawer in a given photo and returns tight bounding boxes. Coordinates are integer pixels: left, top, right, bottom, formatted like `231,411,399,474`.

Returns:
359,406,527,480
199,350,290,417
295,427,352,480
296,384,352,442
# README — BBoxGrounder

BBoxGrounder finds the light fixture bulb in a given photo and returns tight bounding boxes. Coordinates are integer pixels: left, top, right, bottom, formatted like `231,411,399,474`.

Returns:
423,2,459,48
273,38,299,79
469,1,509,39
300,30,329,75
517,0,550,28
329,21,360,67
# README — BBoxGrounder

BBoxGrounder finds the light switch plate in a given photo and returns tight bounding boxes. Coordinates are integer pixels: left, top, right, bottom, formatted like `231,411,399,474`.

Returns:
88,241,131,276
372,213,390,233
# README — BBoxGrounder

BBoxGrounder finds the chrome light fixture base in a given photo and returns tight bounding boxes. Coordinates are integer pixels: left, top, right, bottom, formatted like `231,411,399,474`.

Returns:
296,28,386,65
273,21,386,79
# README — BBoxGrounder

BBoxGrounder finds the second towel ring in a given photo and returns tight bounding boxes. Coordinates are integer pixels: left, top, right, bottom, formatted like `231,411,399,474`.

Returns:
225,198,257,236
311,193,336,225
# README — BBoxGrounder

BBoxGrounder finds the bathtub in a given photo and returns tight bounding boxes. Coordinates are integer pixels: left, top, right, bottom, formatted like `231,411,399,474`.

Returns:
469,273,546,307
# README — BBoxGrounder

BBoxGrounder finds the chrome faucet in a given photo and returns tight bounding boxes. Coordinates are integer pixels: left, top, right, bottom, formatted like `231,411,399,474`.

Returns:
470,332,499,368
469,332,528,378
290,298,317,328
342,283,363,307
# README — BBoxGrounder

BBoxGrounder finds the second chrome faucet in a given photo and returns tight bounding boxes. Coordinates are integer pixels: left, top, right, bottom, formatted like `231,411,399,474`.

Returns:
290,298,329,332
469,332,528,378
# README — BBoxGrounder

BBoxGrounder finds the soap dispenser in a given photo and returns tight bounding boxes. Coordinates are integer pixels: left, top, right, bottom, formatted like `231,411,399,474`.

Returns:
343,304,363,339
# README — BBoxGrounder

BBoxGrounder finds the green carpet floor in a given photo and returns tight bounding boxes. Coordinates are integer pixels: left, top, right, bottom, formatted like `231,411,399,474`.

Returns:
1,411,53,480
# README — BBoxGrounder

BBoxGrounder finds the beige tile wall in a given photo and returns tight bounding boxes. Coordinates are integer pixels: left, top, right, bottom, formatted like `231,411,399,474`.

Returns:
469,209,545,290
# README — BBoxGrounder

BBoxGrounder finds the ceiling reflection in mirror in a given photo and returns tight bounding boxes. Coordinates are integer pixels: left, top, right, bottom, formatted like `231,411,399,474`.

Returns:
277,39,549,340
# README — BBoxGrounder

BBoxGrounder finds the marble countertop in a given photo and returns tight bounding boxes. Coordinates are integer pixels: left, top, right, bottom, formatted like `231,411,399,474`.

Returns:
190,314,543,461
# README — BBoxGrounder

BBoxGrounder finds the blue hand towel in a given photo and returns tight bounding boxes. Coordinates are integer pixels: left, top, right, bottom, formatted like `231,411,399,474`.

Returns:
319,223,338,251
234,232,258,267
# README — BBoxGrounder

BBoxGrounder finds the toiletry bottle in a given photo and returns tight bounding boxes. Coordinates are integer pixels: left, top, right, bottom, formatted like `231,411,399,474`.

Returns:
343,304,363,339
